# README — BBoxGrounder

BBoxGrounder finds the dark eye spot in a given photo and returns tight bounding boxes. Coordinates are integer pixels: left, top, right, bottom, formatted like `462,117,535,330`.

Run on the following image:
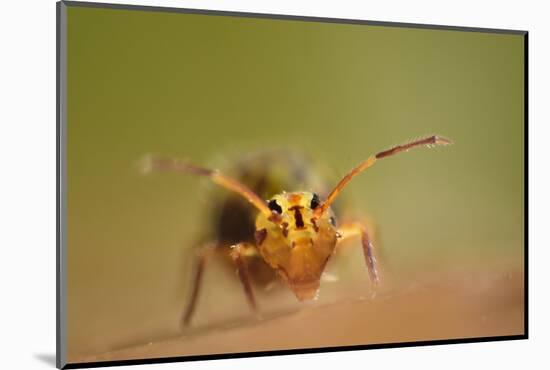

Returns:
310,193,321,209
268,199,283,214
329,216,336,226
255,228,267,246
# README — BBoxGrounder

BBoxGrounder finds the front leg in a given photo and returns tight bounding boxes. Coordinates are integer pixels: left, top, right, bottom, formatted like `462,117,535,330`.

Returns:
230,242,260,312
336,221,380,286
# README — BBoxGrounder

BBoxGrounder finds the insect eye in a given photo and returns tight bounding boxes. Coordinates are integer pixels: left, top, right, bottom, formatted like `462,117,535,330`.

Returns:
310,193,321,210
268,199,283,214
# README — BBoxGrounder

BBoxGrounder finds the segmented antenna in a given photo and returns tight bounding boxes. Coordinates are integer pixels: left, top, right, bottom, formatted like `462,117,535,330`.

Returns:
314,135,452,218
141,155,273,218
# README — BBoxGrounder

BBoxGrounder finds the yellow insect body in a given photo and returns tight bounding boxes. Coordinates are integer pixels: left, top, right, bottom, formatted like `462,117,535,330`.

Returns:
255,192,338,300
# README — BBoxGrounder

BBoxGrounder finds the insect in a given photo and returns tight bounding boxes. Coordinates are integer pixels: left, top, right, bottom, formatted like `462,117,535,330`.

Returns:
143,135,452,327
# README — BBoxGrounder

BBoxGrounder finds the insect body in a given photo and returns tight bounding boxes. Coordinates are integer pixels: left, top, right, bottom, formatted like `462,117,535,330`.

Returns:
254,191,338,301
143,135,452,327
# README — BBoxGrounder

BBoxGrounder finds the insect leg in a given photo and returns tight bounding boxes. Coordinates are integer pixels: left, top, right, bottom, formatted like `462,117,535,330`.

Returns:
230,242,259,313
336,221,380,286
182,243,218,327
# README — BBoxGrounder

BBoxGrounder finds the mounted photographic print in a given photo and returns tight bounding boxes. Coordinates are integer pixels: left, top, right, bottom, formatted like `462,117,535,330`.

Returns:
57,1,527,368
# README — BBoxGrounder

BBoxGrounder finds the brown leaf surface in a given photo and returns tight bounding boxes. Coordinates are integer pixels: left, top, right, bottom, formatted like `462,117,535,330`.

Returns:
70,265,524,365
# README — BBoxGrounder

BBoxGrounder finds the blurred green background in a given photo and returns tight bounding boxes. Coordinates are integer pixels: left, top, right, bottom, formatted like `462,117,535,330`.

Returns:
66,6,524,359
